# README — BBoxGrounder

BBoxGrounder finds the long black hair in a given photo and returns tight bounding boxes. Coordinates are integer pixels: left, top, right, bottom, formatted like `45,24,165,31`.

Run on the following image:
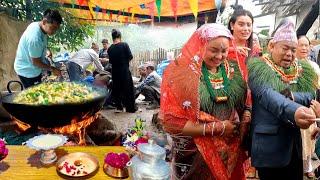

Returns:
228,5,254,56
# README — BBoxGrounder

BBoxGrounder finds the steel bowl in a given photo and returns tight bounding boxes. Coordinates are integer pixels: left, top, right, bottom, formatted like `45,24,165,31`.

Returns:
103,163,129,178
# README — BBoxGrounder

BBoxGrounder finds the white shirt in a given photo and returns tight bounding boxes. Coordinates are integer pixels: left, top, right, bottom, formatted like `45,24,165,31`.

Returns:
69,49,105,73
308,60,320,86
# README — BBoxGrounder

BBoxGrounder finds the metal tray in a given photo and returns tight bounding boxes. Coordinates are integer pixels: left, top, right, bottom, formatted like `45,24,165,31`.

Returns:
56,152,99,177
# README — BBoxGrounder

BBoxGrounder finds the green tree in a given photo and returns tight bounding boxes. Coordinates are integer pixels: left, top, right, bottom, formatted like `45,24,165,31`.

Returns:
0,0,95,53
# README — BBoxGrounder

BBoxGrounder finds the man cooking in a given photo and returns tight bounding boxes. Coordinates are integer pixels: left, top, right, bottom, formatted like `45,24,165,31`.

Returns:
14,9,62,88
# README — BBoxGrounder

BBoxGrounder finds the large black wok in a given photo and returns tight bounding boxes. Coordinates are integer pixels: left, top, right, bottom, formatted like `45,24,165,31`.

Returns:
1,81,107,128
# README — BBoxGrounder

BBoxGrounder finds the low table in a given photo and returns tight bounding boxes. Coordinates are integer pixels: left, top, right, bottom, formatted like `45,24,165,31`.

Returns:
0,145,129,179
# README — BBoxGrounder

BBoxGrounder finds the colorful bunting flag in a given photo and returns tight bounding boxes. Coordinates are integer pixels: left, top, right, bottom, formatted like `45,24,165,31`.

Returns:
102,9,106,19
88,0,95,19
140,4,146,9
95,5,101,19
109,12,113,22
71,0,76,8
188,0,198,19
131,8,136,24
146,1,155,25
215,0,222,10
117,9,122,23
156,0,162,21
77,0,85,6
170,0,178,22
126,7,132,24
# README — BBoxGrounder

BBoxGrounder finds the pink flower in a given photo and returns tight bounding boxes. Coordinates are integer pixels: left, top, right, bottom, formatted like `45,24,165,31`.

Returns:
134,137,148,146
104,153,130,169
0,139,8,160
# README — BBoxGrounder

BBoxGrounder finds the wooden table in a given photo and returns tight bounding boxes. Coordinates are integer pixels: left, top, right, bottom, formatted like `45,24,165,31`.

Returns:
0,145,129,180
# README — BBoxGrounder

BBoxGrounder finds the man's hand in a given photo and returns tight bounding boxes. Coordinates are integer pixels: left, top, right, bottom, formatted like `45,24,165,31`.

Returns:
311,100,320,118
51,67,61,76
294,106,316,129
99,58,108,62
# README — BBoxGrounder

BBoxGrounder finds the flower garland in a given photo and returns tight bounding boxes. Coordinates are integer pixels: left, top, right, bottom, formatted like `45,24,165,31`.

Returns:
262,55,302,84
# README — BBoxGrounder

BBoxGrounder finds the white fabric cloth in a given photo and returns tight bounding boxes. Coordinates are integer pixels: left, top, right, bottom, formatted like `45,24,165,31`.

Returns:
308,60,320,86
69,49,105,73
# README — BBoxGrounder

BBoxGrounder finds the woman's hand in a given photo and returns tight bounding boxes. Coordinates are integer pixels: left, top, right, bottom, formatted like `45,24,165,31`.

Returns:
222,120,239,137
311,100,320,118
231,46,251,57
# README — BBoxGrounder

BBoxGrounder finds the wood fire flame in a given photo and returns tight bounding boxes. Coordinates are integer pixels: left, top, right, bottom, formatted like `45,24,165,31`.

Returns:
13,114,98,145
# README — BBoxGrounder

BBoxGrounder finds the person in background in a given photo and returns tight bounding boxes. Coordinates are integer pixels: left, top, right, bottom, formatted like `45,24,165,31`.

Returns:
99,39,111,71
134,64,147,99
248,20,318,180
44,49,54,66
99,39,109,59
251,33,262,57
296,35,320,178
107,29,136,113
310,44,320,64
66,43,109,82
14,9,62,88
137,64,147,82
156,51,175,77
136,62,162,110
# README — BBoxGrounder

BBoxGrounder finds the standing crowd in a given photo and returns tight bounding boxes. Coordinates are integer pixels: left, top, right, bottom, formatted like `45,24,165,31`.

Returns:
160,5,320,180
12,6,320,180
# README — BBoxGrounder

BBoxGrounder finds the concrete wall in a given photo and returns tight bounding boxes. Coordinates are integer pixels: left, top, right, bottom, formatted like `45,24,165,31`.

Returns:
0,12,29,90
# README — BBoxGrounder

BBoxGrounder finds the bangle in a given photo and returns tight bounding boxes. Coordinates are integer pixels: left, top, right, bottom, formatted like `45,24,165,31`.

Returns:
211,122,216,136
203,123,206,136
220,122,225,136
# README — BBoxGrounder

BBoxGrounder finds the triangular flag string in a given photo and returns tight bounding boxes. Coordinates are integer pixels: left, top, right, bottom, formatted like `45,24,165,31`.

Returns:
102,8,106,19
95,5,101,19
88,0,95,19
170,0,178,23
146,1,155,26
71,0,76,8
188,0,198,19
131,8,136,24
155,0,162,22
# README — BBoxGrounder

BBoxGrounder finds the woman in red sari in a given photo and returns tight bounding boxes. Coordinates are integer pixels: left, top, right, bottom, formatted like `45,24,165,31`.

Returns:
160,23,248,179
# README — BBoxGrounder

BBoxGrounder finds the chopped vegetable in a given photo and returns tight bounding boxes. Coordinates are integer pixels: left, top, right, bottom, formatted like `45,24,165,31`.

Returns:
14,82,100,105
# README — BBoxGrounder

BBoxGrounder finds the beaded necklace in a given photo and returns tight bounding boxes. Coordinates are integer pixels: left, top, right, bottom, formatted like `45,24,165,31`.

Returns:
202,61,231,102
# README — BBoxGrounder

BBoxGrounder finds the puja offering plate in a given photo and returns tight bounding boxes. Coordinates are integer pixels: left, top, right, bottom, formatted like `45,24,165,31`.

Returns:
25,134,67,164
56,152,99,177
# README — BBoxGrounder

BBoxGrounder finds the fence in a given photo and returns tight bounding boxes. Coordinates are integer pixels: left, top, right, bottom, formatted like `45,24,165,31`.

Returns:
130,47,181,76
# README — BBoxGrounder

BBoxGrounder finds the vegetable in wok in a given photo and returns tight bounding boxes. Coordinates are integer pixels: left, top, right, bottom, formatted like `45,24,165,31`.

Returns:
13,82,100,105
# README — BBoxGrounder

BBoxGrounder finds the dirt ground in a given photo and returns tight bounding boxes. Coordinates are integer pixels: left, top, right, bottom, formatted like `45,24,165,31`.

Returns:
99,102,160,134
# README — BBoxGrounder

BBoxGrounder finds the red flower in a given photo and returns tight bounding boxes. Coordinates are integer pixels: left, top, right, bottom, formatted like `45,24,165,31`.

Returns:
134,137,148,146
104,153,130,169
